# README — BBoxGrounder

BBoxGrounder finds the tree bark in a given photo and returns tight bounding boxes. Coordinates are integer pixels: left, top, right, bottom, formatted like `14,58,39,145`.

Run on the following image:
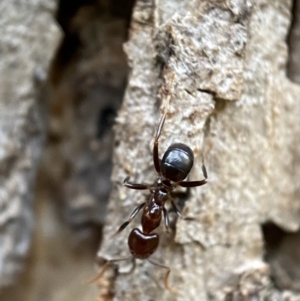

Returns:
96,0,300,300
0,0,61,289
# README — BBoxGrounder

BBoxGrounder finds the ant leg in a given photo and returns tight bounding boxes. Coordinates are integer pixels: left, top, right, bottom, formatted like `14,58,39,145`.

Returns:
170,200,182,218
112,202,146,237
116,257,136,275
123,177,151,190
87,256,132,284
111,202,146,237
162,207,170,233
202,163,208,179
178,164,208,188
121,257,136,275
171,199,194,221
148,259,172,291
178,179,207,188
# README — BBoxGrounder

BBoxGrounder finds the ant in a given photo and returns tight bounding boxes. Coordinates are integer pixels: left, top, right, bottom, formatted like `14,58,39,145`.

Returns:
89,80,208,290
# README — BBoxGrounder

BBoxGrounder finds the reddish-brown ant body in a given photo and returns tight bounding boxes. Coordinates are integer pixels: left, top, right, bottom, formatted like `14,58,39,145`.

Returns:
90,81,208,290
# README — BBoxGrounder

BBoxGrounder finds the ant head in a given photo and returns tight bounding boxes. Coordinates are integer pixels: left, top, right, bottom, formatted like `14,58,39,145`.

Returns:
160,143,194,182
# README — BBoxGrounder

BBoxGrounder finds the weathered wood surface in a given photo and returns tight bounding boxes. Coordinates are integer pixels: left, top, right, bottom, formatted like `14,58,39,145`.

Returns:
0,1,126,300
96,0,300,300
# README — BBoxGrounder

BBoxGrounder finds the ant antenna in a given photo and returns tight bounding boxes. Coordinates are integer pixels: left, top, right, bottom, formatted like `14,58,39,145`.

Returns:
162,73,175,115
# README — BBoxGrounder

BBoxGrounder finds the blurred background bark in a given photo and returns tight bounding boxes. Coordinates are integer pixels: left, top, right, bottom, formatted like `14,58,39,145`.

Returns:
0,0,61,294
0,0,300,301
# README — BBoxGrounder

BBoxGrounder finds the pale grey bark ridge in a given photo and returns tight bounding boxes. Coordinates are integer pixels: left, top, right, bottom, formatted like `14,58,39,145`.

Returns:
0,0,61,288
96,1,300,300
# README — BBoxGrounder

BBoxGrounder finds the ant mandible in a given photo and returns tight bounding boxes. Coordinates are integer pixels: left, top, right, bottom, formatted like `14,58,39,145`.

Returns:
89,79,208,290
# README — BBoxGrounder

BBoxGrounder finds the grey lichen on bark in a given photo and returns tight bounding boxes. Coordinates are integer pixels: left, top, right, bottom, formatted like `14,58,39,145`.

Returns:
96,0,300,300
0,0,61,288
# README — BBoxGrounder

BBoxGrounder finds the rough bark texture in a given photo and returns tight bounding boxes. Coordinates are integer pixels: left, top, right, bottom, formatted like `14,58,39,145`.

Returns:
96,0,300,300
1,1,128,300
1,0,300,300
0,0,60,289
46,4,127,242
